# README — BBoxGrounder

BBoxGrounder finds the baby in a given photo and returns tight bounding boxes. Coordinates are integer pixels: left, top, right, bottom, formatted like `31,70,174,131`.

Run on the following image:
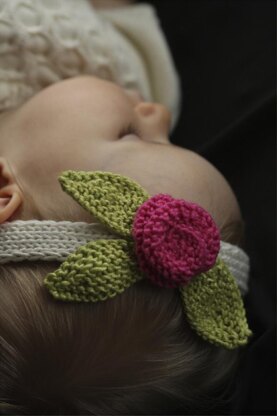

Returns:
0,75,250,415
0,1,250,415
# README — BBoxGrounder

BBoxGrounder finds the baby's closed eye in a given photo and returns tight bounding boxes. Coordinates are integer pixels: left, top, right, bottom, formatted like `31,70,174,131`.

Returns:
118,123,142,139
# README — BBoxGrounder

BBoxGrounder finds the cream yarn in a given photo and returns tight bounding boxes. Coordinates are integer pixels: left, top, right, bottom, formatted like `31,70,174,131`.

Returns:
0,220,250,296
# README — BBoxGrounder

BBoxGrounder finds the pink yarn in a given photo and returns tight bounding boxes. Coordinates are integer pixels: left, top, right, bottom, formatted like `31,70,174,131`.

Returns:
131,194,220,288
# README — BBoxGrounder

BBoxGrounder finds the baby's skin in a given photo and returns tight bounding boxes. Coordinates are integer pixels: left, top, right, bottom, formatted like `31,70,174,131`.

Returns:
0,76,241,230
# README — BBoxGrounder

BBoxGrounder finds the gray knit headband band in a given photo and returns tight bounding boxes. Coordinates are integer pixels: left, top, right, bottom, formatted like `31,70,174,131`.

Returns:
0,219,250,296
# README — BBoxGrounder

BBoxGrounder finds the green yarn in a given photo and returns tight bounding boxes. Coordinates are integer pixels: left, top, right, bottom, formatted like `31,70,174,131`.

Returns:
180,258,252,349
42,169,252,349
44,239,144,302
58,170,150,237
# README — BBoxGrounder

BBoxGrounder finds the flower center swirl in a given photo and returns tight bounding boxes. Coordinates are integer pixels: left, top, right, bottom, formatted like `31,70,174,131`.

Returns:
131,194,220,288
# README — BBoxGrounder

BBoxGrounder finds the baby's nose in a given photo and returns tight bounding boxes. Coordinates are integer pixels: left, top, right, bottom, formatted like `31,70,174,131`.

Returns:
135,102,171,142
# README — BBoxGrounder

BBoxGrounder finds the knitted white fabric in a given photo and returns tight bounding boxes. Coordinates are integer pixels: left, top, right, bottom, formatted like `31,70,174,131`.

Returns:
218,243,249,296
0,220,116,262
0,0,181,132
0,220,250,296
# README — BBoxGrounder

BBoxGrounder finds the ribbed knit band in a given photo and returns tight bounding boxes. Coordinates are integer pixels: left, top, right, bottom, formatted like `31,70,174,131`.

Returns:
0,220,117,262
0,220,250,296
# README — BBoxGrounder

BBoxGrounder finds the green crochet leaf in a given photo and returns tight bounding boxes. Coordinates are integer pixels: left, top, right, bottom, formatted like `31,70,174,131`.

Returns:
179,258,252,349
58,170,150,237
43,239,144,303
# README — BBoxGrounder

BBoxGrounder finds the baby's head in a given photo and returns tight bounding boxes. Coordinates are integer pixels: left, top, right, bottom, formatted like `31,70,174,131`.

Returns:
0,76,248,414
0,75,242,238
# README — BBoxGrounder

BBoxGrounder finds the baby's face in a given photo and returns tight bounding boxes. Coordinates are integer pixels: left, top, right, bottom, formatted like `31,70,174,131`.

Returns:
0,76,241,228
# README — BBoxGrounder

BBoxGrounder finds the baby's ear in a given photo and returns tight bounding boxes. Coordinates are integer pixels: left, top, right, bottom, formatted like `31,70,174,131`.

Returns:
0,157,23,223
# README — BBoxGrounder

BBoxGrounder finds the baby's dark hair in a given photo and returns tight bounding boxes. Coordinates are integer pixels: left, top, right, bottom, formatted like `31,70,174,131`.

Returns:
0,222,245,415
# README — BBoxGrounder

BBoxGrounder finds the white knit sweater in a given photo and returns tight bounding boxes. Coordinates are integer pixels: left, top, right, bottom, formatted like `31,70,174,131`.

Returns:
0,0,181,131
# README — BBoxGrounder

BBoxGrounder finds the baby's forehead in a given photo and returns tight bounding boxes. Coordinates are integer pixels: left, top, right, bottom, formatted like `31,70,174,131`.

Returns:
34,76,125,111
43,75,121,98
13,76,131,134
157,145,242,227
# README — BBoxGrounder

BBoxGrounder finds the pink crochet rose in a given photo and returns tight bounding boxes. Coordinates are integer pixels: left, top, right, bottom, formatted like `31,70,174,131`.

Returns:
131,194,220,288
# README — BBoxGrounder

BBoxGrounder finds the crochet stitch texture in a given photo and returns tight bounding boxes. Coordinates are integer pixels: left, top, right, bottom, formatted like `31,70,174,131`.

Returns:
0,221,249,295
44,239,142,303
180,258,252,348
58,170,149,238
132,193,220,288
42,170,252,349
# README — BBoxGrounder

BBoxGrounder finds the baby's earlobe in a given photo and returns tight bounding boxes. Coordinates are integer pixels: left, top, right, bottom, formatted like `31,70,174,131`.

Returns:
0,157,23,223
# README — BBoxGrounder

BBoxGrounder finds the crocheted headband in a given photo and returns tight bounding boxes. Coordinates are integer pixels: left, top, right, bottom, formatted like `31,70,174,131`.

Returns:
1,170,252,349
